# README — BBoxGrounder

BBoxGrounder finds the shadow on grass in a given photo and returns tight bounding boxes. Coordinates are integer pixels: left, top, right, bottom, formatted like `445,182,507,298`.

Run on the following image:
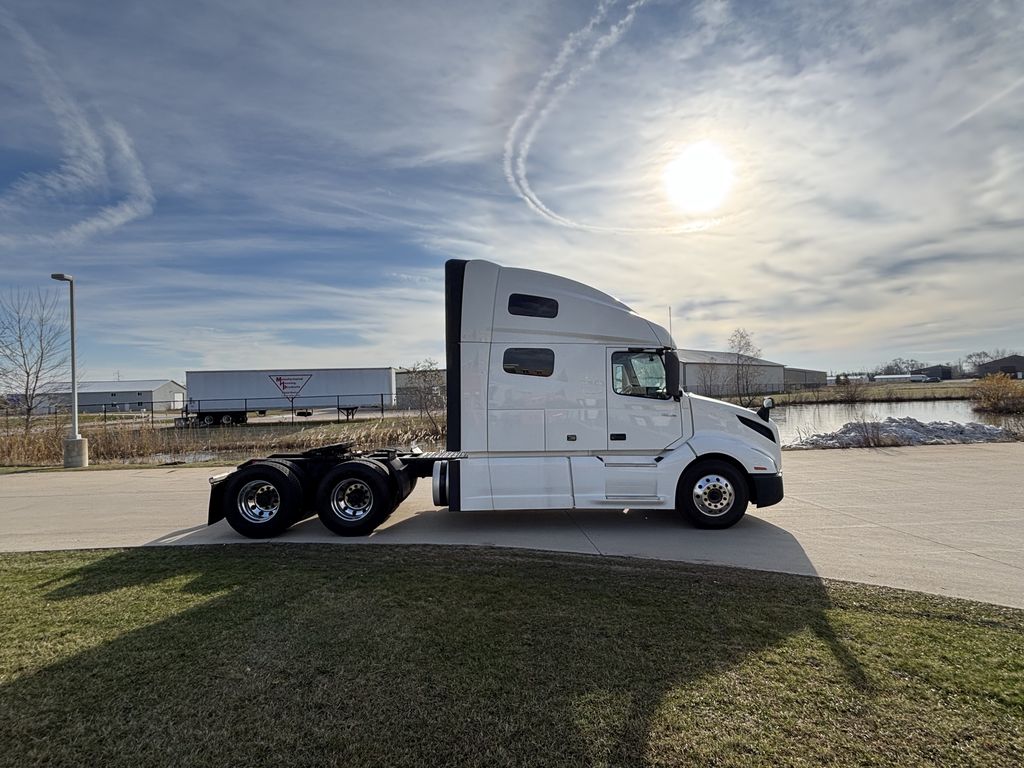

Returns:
1,542,867,767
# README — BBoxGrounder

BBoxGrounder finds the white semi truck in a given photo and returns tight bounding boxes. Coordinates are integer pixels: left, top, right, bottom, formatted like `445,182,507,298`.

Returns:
208,259,783,537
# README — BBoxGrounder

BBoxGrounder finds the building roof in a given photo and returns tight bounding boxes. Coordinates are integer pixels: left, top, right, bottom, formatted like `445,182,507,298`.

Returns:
676,349,784,367
979,354,1024,367
47,380,184,394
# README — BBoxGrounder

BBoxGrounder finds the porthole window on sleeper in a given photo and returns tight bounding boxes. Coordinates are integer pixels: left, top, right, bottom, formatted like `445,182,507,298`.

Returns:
502,348,555,377
508,293,558,318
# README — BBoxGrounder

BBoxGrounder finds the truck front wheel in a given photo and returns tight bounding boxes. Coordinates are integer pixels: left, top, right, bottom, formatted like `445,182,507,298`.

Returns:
316,461,396,537
676,460,749,529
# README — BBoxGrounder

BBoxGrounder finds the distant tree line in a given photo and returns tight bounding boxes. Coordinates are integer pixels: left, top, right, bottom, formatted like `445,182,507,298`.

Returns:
852,348,1019,380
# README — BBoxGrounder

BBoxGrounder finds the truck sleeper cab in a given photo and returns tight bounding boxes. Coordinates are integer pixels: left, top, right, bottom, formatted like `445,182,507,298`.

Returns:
208,259,783,539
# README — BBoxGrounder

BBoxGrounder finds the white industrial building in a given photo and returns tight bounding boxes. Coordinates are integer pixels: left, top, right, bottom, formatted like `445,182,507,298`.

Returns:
678,349,786,397
39,380,186,413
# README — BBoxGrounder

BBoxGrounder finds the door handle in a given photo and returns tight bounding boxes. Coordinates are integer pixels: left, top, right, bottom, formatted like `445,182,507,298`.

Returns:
610,433,627,441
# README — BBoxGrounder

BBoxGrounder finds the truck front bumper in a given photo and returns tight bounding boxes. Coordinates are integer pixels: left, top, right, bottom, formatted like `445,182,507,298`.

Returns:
751,472,784,508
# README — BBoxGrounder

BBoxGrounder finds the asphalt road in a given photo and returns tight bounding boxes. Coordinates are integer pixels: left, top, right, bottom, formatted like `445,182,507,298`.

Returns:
1,443,1022,608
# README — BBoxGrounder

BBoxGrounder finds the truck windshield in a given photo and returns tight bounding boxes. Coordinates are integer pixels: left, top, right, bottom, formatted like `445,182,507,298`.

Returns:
611,351,669,399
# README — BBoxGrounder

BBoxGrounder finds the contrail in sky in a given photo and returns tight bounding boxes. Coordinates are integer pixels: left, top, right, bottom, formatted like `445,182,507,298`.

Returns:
0,10,153,245
946,74,1024,132
503,0,717,235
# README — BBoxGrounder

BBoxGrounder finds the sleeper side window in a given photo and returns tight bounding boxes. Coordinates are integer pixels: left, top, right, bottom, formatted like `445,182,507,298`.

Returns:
503,348,555,377
611,351,669,399
508,293,558,318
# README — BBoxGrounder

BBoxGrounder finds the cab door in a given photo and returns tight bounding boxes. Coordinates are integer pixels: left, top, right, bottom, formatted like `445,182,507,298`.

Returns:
606,349,683,451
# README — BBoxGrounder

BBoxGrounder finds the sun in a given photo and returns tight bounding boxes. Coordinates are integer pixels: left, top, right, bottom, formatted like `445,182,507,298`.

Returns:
663,141,734,215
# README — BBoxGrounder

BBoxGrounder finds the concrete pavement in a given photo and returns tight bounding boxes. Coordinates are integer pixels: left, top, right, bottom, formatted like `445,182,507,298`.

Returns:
1,443,1022,608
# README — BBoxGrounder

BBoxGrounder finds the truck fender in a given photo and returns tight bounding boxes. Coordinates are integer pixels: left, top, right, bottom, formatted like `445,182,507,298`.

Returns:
685,432,779,474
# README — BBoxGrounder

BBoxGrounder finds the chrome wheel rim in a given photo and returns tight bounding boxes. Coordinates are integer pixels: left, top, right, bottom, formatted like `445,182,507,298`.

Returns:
330,479,374,521
237,480,280,523
693,474,735,517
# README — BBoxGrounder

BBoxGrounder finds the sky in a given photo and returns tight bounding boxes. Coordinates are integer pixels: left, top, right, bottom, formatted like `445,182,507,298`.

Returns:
0,0,1022,381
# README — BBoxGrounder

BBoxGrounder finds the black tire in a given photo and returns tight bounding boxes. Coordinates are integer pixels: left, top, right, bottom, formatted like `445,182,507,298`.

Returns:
263,459,315,520
223,462,303,538
316,460,396,537
360,459,405,518
201,414,216,427
221,413,234,426
676,460,749,529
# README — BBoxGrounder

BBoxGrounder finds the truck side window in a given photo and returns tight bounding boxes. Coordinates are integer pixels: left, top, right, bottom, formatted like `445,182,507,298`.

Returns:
503,348,555,377
508,293,558,318
611,351,669,399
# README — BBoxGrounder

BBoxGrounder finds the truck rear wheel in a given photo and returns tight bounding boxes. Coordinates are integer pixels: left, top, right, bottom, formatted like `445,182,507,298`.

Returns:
677,460,749,529
315,461,396,537
223,462,303,538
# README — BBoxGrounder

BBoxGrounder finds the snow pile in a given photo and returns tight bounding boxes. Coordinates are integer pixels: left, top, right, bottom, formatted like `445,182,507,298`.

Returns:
788,417,1017,449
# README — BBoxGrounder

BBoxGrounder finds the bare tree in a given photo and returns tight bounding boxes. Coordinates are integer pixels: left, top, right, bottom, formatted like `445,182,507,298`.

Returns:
695,356,727,397
400,359,446,434
0,289,69,431
728,328,763,406
872,357,928,376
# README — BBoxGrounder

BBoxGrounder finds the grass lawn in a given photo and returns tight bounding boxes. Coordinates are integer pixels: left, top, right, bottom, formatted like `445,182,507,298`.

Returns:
1,546,1021,767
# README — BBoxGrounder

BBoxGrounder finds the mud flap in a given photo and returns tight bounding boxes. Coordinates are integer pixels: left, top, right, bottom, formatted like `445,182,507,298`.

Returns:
207,472,231,525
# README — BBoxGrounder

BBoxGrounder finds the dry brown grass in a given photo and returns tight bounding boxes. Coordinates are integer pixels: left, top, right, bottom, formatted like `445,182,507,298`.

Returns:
0,415,447,467
972,373,1024,414
770,381,976,405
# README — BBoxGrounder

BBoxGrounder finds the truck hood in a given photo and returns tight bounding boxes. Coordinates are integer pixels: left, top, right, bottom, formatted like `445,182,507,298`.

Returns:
686,393,783,469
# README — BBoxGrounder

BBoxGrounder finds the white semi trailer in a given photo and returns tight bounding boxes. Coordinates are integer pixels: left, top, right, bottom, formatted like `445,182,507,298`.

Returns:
182,367,396,426
208,259,783,537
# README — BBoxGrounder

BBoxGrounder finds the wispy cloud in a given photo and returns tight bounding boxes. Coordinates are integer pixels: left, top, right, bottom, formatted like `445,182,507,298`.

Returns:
503,0,724,234
0,9,153,245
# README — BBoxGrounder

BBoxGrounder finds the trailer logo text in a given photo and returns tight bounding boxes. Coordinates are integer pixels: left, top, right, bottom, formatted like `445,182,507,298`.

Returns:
269,374,312,397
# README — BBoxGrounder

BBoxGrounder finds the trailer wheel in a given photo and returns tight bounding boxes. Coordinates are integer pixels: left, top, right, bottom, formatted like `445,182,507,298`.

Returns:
221,413,234,426
201,414,216,427
316,461,395,536
223,462,302,538
676,460,749,529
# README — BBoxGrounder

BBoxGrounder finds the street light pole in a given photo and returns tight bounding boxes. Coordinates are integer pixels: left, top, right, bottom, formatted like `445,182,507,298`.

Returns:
50,273,88,467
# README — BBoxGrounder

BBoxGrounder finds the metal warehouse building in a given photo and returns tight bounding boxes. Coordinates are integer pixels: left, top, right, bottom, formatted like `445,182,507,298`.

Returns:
784,367,828,390
42,380,186,413
976,355,1024,379
678,349,786,397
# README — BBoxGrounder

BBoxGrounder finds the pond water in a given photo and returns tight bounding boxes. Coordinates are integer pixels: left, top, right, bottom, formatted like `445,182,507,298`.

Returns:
771,399,1020,445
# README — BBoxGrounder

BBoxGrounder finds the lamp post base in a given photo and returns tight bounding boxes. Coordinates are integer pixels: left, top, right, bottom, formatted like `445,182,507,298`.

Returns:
63,437,89,468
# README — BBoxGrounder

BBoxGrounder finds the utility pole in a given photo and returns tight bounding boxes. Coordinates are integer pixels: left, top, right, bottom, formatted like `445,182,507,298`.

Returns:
50,273,88,467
